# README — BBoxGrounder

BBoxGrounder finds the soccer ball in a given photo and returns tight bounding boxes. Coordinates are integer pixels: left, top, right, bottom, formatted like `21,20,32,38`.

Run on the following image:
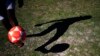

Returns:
8,26,26,43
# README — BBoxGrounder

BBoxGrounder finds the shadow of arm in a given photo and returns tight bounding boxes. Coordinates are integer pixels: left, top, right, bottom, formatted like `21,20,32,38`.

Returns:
35,19,63,26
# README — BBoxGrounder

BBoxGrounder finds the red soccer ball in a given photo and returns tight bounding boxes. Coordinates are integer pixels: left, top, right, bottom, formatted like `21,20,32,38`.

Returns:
8,26,26,44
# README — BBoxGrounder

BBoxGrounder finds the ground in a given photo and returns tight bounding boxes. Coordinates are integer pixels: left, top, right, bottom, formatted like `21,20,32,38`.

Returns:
0,0,100,56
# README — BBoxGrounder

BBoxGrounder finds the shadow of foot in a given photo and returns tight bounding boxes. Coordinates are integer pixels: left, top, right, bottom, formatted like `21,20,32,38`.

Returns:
35,43,69,53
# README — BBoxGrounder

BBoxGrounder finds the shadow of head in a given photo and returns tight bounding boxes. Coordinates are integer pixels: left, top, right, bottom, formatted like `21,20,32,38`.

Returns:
35,43,70,53
49,43,70,53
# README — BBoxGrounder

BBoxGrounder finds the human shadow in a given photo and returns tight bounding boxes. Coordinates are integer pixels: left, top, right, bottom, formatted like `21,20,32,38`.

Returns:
18,0,24,8
34,43,69,53
27,15,92,53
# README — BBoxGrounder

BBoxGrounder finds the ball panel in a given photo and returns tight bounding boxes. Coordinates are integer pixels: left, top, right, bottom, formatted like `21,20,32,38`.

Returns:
14,26,21,31
13,31,20,38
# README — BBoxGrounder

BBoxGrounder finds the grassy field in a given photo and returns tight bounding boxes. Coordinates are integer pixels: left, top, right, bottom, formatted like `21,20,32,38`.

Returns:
0,0,100,56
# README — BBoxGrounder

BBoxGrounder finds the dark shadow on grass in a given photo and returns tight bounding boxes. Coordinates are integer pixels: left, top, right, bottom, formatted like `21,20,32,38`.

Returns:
27,15,92,53
35,43,69,53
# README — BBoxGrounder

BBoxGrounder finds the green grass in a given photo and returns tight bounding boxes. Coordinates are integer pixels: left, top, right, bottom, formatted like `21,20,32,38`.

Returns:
0,0,100,56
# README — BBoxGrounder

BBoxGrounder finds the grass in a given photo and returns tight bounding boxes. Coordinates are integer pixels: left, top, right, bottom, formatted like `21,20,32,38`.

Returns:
0,0,100,56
